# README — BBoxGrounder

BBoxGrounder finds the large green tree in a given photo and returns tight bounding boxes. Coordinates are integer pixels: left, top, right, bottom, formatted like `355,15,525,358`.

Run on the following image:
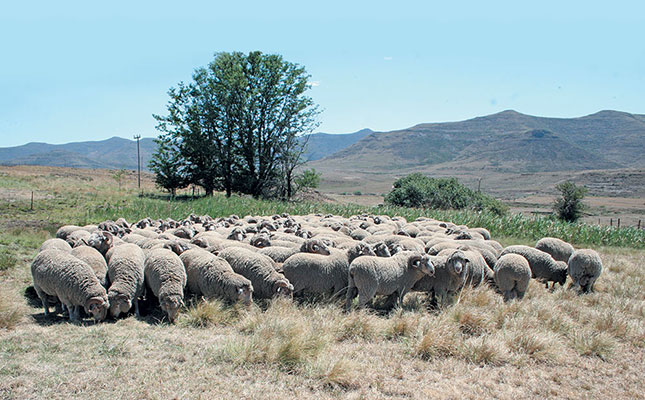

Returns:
153,51,319,198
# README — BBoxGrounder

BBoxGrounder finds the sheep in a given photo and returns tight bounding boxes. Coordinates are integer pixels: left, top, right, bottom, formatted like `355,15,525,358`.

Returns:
437,248,490,286
258,238,331,264
282,243,375,297
567,249,603,293
217,247,293,299
39,238,72,253
493,254,531,302
71,245,108,287
412,251,468,307
86,231,115,256
535,237,575,263
144,248,187,323
180,248,253,305
31,250,109,321
65,229,91,247
55,225,84,240
500,245,568,288
346,252,435,310
106,244,146,318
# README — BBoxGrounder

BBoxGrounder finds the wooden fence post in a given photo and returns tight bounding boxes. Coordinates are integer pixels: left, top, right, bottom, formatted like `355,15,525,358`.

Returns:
617,218,621,229
30,191,34,211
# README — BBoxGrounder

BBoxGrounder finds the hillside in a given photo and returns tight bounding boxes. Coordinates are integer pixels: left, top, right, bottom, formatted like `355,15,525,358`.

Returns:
311,110,645,172
302,128,373,161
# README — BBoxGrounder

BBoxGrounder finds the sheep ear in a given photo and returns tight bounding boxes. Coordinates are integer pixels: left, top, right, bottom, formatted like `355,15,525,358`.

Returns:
86,296,104,311
81,238,89,246
409,255,422,268
104,232,113,245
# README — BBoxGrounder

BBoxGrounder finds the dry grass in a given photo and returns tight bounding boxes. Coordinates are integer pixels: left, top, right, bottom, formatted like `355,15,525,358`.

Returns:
1,166,644,399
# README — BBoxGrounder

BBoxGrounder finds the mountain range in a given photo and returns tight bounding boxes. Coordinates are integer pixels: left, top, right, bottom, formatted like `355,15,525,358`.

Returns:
1,110,643,174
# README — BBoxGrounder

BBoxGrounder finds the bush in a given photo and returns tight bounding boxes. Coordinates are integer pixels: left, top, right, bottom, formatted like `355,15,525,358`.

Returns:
384,173,508,215
294,168,321,190
553,181,587,222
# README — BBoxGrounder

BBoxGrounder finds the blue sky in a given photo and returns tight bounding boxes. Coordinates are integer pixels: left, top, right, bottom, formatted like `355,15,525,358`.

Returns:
1,0,643,147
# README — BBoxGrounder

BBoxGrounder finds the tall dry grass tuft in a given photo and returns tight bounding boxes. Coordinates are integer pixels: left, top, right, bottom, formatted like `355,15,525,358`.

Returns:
321,358,361,390
336,310,380,341
178,299,243,328
462,336,509,366
0,285,24,330
569,330,616,360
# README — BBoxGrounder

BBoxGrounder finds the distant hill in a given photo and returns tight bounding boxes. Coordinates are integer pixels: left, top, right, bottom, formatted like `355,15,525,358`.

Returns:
310,110,645,173
302,129,373,161
0,137,157,170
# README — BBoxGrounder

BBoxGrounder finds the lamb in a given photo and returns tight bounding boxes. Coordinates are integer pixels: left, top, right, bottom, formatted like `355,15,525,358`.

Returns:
258,238,331,263
217,247,293,299
31,250,109,321
567,249,603,293
71,245,108,287
39,238,72,253
180,248,253,305
144,248,187,323
345,252,435,310
535,237,575,263
500,245,568,288
106,244,146,318
493,254,531,302
412,251,468,307
282,243,375,297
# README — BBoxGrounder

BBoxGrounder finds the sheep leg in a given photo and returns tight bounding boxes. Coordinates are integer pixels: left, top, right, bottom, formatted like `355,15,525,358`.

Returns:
33,286,50,316
134,299,140,318
357,287,377,309
345,286,358,311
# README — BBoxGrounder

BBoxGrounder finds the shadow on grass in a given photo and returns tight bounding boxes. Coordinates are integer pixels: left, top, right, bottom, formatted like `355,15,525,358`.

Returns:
138,193,204,202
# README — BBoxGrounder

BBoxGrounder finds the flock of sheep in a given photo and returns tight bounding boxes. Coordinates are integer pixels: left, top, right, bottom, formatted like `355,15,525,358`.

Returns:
31,213,604,323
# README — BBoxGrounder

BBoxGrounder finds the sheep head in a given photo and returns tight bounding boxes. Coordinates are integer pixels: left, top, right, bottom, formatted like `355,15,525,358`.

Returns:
108,293,132,318
554,261,568,286
409,254,435,277
88,231,113,255
227,228,246,241
85,296,109,321
447,250,469,277
237,284,253,306
160,295,184,323
373,242,391,257
301,239,331,255
273,279,294,298
250,234,271,248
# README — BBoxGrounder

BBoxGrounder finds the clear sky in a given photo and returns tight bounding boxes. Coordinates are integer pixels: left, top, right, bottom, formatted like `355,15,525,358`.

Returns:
1,0,643,147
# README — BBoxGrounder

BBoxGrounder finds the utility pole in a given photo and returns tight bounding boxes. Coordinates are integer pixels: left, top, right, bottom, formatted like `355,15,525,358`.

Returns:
134,134,141,189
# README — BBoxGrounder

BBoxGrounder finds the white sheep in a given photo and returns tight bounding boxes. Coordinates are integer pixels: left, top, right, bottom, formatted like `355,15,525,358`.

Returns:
70,245,108,287
412,251,468,307
31,250,109,321
493,254,531,302
535,237,575,263
567,249,603,293
106,243,146,318
144,248,187,323
346,252,435,310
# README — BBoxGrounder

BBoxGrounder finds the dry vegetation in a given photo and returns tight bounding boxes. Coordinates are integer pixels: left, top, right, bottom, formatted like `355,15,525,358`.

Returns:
1,166,644,399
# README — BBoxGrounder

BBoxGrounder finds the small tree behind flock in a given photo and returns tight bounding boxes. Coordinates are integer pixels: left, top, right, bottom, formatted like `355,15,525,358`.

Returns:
553,181,587,222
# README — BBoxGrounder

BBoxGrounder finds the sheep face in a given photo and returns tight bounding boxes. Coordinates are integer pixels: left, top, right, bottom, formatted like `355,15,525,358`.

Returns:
373,243,391,257
303,239,331,256
227,228,246,241
85,297,109,321
160,295,184,323
273,280,294,298
88,231,113,255
250,234,271,248
554,261,568,286
237,285,253,305
410,254,435,277
447,251,469,277
163,241,190,255
108,293,132,318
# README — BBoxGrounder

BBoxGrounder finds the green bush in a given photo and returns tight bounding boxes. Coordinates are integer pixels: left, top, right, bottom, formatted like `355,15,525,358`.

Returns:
384,173,508,216
553,181,587,222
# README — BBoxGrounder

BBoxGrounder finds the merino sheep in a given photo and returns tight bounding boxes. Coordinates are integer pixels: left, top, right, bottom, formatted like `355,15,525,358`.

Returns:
55,225,84,240
31,250,109,321
217,247,293,299
412,251,468,307
494,254,531,302
39,238,72,253
86,231,115,256
144,248,187,323
535,237,575,263
282,243,375,297
180,248,253,305
346,252,435,310
71,245,108,287
65,230,91,247
500,245,568,288
567,249,602,293
106,244,146,318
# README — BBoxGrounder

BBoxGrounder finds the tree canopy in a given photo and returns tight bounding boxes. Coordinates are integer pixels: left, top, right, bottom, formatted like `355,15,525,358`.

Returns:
150,51,320,198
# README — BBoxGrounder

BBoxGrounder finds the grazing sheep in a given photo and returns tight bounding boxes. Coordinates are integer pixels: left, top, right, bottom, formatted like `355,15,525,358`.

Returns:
144,248,187,323
471,227,491,240
567,249,603,293
437,248,490,287
71,246,108,287
412,251,468,307
535,237,575,263
494,254,531,302
39,238,72,253
106,244,146,318
180,248,253,305
86,231,115,256
31,250,109,321
65,229,91,247
258,238,331,263
55,225,84,240
217,247,293,299
373,242,392,257
282,243,375,297
346,252,435,310
500,245,568,288
227,227,247,241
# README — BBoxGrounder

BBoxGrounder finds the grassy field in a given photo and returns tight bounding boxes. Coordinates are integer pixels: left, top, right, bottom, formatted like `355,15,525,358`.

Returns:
1,165,644,399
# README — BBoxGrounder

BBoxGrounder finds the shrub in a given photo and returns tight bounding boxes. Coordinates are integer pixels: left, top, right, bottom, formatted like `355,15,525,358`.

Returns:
385,173,508,215
294,168,321,190
553,181,587,222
